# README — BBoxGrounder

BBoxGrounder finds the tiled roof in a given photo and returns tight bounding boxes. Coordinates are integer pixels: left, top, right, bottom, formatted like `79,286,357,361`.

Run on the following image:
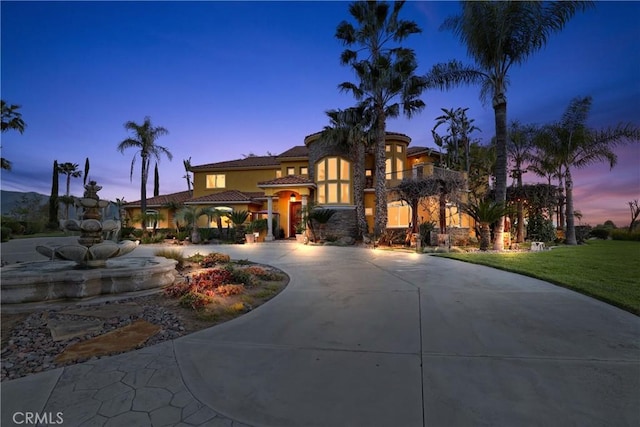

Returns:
304,130,411,144
187,190,265,204
190,156,279,171
407,146,440,157
258,175,315,186
278,146,308,158
124,190,192,207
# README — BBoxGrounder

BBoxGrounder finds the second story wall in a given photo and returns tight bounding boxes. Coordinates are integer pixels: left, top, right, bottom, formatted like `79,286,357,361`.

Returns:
192,167,279,198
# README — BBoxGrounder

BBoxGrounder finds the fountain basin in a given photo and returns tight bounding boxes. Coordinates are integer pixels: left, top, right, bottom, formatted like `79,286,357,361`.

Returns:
1,257,177,304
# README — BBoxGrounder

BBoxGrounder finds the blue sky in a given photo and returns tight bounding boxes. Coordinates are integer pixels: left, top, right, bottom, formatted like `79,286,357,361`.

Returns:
1,1,638,226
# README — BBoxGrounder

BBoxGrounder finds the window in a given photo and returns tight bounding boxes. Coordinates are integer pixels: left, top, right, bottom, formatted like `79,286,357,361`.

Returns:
300,166,308,175
315,157,351,204
145,210,159,229
396,145,403,153
287,167,295,176
206,174,225,189
365,207,373,216
385,144,391,152
385,158,392,179
396,158,404,180
413,164,424,179
387,202,411,228
276,170,282,178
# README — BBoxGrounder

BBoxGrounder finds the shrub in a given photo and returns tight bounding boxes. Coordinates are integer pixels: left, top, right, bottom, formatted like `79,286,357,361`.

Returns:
419,221,436,247
575,225,592,244
187,252,205,263
590,227,611,240
200,252,231,267
243,266,283,281
199,228,215,241
141,232,167,244
526,214,556,243
154,248,184,268
215,284,245,297
179,292,213,310
611,229,640,241
1,226,12,242
1,216,24,235
189,268,234,291
164,281,191,298
23,221,45,235
225,265,258,286
119,226,136,238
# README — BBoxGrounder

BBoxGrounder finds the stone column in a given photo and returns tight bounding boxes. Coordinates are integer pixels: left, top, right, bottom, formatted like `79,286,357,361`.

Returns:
266,196,274,241
302,195,308,212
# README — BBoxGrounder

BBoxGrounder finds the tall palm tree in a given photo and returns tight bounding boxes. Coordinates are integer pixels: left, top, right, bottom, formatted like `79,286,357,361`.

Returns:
117,117,172,229
57,162,82,220
507,121,536,243
183,157,193,192
336,0,425,236
1,100,27,170
425,1,592,249
537,96,639,245
432,107,480,174
321,103,375,238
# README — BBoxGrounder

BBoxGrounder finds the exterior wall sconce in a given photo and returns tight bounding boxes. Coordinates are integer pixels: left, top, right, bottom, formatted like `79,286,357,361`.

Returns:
290,194,296,202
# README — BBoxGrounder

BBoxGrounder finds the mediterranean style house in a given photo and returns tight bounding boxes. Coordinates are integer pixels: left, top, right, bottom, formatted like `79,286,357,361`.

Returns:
124,131,473,241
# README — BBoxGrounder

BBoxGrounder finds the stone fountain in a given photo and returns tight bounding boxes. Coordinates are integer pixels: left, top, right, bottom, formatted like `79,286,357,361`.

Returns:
1,181,177,304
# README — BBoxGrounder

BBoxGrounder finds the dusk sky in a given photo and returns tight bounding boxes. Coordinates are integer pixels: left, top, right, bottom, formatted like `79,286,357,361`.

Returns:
1,1,638,227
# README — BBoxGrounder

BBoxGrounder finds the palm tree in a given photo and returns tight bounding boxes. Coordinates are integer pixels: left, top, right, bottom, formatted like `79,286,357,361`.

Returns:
1,100,27,170
507,121,536,243
183,157,193,192
117,117,172,230
336,0,425,236
175,206,210,244
425,1,592,250
321,104,375,238
537,96,640,245
432,107,480,174
57,162,82,220
227,210,250,244
461,199,510,251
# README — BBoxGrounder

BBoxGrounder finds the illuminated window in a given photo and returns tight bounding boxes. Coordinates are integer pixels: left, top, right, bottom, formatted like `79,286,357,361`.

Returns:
397,145,403,153
365,207,373,216
387,201,411,228
385,144,391,152
365,169,372,176
396,158,404,179
276,170,282,178
206,174,225,189
385,158,392,180
315,157,351,204
287,167,295,176
300,166,308,175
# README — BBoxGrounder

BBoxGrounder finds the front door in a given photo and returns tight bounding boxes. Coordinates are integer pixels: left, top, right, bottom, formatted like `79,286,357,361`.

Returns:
289,201,302,237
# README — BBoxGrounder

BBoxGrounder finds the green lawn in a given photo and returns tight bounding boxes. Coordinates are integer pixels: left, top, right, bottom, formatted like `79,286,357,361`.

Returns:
437,240,640,315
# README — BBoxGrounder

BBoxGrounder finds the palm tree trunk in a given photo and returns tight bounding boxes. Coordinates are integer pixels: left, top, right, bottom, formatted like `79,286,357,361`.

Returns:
516,171,524,243
564,168,577,245
374,109,387,236
492,96,508,250
439,188,447,234
140,156,148,231
353,141,367,237
480,223,491,251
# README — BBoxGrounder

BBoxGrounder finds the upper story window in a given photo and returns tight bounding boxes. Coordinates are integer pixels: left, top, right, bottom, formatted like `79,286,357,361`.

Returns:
300,166,308,175
287,167,295,176
316,157,351,204
396,146,403,153
276,170,282,178
206,174,225,189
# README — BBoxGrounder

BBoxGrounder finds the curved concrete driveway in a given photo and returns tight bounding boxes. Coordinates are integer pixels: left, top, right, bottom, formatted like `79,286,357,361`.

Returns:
1,241,638,426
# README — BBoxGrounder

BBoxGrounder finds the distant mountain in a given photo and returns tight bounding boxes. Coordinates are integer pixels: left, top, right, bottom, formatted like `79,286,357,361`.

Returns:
1,190,120,219
1,190,49,215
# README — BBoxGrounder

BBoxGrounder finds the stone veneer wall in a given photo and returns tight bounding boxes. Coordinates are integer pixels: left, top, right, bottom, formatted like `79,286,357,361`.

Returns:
306,135,353,182
316,207,358,241
307,135,358,241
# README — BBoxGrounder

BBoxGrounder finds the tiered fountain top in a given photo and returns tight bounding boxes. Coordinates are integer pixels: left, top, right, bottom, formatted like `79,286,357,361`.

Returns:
36,180,137,268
